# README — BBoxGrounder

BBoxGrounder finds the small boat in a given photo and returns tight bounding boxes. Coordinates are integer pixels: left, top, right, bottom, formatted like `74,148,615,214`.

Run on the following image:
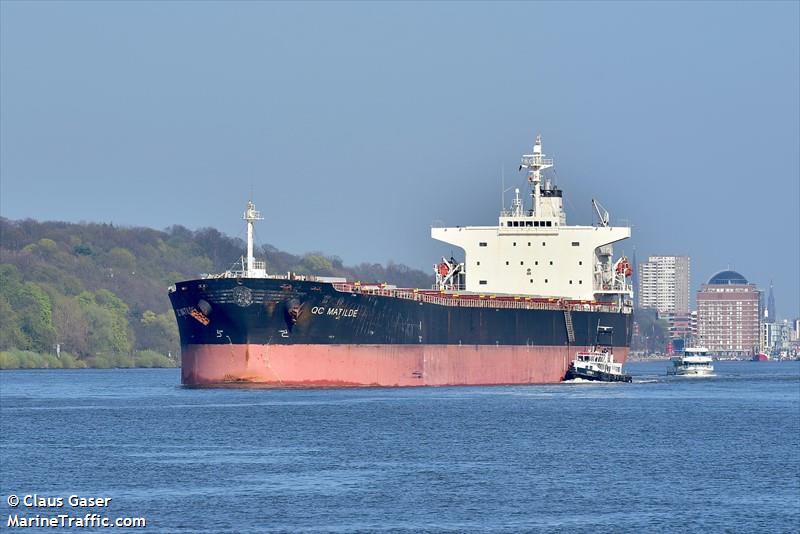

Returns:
565,326,632,383
667,347,715,376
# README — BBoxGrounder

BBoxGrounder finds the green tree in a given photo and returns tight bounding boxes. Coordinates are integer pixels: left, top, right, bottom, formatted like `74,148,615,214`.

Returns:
107,247,136,271
137,310,179,357
0,295,28,350
37,238,58,255
50,293,90,356
0,266,57,352
77,290,132,356
298,254,334,276
18,282,57,352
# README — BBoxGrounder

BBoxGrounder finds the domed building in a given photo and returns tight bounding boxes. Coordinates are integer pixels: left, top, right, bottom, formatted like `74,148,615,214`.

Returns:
697,270,761,357
707,270,749,285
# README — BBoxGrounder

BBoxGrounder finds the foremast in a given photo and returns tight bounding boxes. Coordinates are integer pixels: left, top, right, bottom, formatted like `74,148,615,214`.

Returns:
198,200,270,280
243,200,267,278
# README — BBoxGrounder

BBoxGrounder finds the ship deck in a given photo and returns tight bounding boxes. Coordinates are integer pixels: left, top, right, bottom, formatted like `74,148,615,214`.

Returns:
198,273,632,314
330,282,631,314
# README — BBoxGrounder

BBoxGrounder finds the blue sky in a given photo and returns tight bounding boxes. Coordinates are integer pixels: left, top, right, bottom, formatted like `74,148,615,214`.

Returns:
1,1,798,318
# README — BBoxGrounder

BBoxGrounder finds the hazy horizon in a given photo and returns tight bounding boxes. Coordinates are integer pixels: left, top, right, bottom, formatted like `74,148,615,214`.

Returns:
2,1,798,318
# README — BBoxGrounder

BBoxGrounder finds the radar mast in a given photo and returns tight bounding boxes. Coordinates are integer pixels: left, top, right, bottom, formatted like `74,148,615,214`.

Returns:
519,134,554,217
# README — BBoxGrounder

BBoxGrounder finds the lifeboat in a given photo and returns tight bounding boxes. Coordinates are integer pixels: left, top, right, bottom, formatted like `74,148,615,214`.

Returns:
616,257,633,277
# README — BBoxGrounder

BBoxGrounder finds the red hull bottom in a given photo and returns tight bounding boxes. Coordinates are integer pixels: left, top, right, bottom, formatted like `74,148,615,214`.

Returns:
181,344,630,387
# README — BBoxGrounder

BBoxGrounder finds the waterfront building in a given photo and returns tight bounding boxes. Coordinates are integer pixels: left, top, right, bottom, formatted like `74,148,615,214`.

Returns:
664,312,693,344
761,320,794,357
656,310,694,349
696,270,761,357
638,255,690,314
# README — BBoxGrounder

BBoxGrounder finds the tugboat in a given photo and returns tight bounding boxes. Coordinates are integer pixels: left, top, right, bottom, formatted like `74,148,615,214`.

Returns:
564,326,632,383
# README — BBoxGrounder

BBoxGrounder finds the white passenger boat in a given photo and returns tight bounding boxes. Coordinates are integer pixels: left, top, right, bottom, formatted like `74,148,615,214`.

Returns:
667,347,715,377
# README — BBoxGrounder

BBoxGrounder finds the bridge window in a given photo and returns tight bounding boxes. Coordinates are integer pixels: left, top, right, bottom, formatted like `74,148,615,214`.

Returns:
507,222,512,227
546,221,553,227
534,221,540,227
526,221,533,227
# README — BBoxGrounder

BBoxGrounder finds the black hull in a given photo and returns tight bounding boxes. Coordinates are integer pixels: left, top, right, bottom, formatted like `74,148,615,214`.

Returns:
564,367,632,383
169,277,633,348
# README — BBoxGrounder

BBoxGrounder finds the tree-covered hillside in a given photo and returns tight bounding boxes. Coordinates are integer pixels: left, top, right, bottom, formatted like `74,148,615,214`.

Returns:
0,218,433,369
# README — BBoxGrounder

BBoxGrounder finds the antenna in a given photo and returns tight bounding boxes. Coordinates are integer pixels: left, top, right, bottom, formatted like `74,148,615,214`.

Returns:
512,188,523,216
501,164,505,211
592,198,610,227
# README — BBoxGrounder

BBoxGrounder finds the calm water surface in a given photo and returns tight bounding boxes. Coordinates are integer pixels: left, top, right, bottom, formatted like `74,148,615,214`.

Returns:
1,361,799,533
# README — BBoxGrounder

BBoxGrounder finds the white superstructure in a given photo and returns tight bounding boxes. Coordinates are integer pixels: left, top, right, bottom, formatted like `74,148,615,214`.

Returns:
432,135,632,304
668,347,715,376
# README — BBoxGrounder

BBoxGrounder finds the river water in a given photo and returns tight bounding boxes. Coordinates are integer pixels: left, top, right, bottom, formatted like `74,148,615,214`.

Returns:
1,361,798,533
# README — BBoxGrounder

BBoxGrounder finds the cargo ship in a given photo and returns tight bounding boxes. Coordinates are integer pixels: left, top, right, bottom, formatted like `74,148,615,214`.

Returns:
169,135,634,387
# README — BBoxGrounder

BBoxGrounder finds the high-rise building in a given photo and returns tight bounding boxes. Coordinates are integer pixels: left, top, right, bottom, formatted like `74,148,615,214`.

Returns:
637,255,690,314
765,280,776,323
697,270,761,357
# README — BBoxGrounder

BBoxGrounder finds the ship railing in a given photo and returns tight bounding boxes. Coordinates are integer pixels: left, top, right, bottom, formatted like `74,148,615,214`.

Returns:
332,283,628,314
203,271,317,281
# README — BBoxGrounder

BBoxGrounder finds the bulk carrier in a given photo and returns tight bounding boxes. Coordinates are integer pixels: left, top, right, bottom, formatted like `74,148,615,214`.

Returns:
169,135,633,387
